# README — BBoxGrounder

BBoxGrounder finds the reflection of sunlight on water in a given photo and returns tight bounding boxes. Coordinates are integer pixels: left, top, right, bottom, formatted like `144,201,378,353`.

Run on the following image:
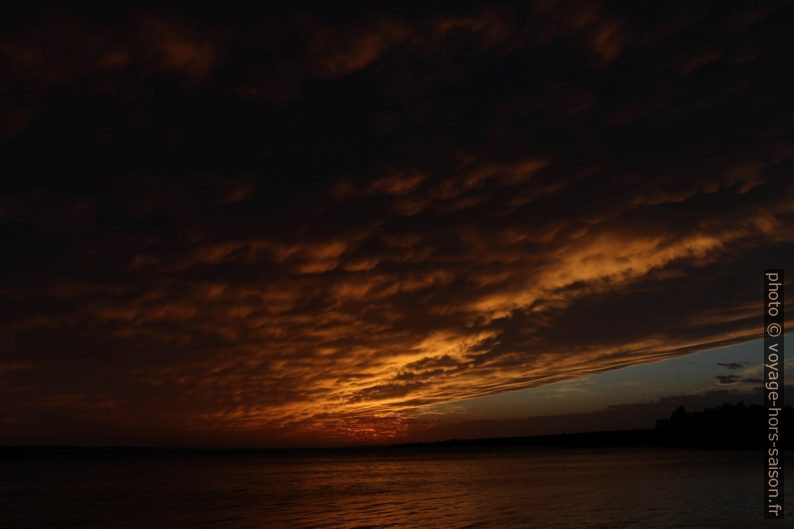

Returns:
2,448,788,528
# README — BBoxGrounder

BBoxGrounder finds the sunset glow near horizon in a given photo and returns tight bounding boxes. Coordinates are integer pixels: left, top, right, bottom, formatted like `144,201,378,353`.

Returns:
2,1,793,447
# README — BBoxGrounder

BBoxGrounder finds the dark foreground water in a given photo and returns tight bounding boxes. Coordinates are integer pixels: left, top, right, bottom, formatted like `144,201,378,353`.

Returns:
1,447,790,528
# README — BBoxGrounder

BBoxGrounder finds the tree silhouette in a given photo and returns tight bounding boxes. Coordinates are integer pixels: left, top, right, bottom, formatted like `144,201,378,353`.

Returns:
655,402,792,449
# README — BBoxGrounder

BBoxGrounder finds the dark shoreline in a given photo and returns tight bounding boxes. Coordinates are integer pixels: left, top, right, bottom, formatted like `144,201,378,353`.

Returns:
0,428,656,457
3,402,789,456
0,431,785,460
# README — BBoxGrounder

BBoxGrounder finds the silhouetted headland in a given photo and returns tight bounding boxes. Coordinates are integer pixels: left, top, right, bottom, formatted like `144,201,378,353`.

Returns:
402,403,793,451
2,402,790,459
654,402,790,450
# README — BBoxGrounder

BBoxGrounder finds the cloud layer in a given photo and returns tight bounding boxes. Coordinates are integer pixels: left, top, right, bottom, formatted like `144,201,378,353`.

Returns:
1,0,793,445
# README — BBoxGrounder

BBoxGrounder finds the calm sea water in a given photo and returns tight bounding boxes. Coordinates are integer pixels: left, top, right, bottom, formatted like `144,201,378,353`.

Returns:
0,448,789,528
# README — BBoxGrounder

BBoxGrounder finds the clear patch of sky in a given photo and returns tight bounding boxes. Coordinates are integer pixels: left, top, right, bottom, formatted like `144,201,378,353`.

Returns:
426,334,791,421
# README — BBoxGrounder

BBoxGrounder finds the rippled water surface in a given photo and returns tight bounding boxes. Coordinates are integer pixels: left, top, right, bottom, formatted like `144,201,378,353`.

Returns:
1,448,789,528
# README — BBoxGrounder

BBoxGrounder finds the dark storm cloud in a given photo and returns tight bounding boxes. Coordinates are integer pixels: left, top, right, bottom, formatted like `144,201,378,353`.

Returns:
717,362,746,369
715,374,764,386
715,374,740,385
1,0,793,444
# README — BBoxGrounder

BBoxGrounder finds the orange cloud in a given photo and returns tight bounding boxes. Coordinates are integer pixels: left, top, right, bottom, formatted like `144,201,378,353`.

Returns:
2,0,793,447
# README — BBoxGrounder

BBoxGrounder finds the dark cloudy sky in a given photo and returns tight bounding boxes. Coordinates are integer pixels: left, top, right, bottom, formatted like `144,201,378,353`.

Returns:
1,0,793,446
